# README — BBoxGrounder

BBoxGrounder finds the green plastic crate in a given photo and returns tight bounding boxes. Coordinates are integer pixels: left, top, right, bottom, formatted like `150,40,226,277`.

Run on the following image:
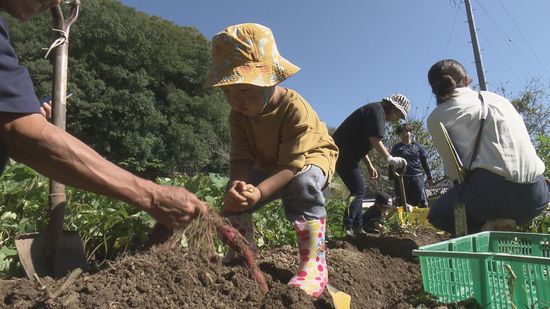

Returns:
413,232,550,309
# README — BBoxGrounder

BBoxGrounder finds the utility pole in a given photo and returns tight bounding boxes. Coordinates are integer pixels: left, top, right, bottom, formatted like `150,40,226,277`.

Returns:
464,0,488,90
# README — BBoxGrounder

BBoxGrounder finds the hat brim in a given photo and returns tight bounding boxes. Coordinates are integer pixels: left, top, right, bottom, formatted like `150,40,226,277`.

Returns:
204,56,300,88
388,102,408,119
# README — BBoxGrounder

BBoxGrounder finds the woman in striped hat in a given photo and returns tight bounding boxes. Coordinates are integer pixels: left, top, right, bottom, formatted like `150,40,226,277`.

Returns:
332,93,411,236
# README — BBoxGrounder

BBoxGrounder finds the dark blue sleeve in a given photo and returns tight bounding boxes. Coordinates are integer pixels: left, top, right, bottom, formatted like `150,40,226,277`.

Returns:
0,17,41,176
418,144,432,180
0,17,41,114
390,143,399,156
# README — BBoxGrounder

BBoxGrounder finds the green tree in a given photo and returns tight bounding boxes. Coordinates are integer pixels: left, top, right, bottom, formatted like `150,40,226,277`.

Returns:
497,80,550,138
2,0,230,178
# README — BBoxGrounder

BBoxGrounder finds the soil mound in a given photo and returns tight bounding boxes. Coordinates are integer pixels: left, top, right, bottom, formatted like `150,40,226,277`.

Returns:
0,229,445,308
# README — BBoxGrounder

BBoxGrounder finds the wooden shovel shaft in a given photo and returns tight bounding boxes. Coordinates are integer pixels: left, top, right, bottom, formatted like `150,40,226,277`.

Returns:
394,169,408,208
45,3,80,271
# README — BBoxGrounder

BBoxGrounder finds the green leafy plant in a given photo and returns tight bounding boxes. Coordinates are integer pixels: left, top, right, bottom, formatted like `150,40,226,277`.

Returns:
0,163,152,276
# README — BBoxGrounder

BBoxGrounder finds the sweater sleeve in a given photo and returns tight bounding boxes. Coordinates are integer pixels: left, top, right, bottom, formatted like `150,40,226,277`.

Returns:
277,105,309,170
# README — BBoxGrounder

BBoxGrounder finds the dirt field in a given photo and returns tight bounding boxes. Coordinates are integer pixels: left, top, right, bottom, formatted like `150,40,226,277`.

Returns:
0,229,447,308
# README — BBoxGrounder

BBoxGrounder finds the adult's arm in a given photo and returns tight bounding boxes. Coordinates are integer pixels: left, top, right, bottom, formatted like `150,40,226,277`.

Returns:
369,136,390,159
370,136,407,169
387,144,399,180
0,112,206,228
361,154,379,179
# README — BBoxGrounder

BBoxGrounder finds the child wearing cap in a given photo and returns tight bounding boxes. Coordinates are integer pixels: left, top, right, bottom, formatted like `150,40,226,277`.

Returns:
362,192,394,234
204,23,338,297
332,94,410,236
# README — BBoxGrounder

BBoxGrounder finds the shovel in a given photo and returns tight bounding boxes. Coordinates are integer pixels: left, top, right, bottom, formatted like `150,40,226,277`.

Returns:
327,284,351,309
15,1,87,280
394,168,412,213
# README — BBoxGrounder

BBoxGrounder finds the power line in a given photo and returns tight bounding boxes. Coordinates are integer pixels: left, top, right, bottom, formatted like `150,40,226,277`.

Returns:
443,4,461,57
497,0,550,77
473,0,540,80
476,30,524,84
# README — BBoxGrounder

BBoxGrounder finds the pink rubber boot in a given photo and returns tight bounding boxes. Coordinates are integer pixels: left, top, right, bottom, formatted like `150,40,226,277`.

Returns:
288,218,328,297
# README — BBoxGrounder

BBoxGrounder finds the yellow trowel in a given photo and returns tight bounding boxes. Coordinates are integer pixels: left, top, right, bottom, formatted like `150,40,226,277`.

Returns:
327,285,351,309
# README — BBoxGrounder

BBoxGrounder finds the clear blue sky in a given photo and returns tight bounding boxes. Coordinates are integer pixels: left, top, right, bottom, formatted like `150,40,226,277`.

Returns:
120,0,550,128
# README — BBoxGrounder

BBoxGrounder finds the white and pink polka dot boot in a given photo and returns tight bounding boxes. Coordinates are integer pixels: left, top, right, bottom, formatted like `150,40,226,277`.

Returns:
287,218,328,297
222,213,257,264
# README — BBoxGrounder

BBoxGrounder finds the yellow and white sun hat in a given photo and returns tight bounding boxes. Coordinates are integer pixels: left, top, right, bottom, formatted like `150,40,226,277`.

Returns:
204,23,300,88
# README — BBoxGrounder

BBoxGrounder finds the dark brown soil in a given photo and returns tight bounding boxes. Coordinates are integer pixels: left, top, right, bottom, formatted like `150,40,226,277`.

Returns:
0,229,447,309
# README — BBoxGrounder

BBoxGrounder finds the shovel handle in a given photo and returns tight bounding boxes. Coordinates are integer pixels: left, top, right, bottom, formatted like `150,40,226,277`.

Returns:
393,170,409,211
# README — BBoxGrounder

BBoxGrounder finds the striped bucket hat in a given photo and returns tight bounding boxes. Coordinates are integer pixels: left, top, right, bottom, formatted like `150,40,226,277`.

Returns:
383,93,410,119
204,23,300,88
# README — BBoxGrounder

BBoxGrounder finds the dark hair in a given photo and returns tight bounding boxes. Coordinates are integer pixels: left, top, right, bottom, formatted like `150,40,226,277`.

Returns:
374,192,392,207
396,123,412,135
428,59,470,104
381,100,396,115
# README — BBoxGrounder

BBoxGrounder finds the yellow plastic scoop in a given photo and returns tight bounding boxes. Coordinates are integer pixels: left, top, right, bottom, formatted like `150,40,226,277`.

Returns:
327,285,351,309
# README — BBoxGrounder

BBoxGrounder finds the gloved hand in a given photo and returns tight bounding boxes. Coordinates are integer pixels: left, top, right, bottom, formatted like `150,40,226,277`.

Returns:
387,155,407,169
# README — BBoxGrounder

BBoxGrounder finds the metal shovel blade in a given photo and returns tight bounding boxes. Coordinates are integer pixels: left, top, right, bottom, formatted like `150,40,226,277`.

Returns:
327,285,351,309
15,231,88,280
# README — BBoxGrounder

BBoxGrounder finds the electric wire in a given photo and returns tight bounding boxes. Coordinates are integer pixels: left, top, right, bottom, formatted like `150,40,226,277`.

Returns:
443,3,461,57
424,2,462,116
456,3,531,88
473,0,539,80
497,0,550,77
476,30,524,84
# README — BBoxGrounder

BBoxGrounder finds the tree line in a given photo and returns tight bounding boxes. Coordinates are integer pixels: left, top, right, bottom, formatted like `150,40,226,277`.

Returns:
3,0,230,179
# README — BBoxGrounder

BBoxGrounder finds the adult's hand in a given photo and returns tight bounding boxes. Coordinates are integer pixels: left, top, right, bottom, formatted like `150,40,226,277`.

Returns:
387,155,407,169
0,113,208,230
148,185,208,229
40,101,52,119
367,165,379,179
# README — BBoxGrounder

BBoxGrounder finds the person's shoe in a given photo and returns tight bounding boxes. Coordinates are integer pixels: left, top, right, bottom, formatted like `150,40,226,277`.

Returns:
344,226,354,237
353,226,367,236
481,219,517,232
288,218,328,297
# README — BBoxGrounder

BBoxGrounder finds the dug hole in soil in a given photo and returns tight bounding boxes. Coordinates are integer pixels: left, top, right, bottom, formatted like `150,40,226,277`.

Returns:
0,229,445,308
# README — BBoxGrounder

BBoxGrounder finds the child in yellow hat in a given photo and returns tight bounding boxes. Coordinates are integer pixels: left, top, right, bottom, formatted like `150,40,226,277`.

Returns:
204,23,338,297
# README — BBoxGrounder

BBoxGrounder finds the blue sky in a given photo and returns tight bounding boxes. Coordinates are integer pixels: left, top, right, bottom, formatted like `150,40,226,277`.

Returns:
120,0,550,128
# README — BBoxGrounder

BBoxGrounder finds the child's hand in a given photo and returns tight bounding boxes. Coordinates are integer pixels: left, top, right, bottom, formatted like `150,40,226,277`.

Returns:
224,180,253,213
240,185,261,207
